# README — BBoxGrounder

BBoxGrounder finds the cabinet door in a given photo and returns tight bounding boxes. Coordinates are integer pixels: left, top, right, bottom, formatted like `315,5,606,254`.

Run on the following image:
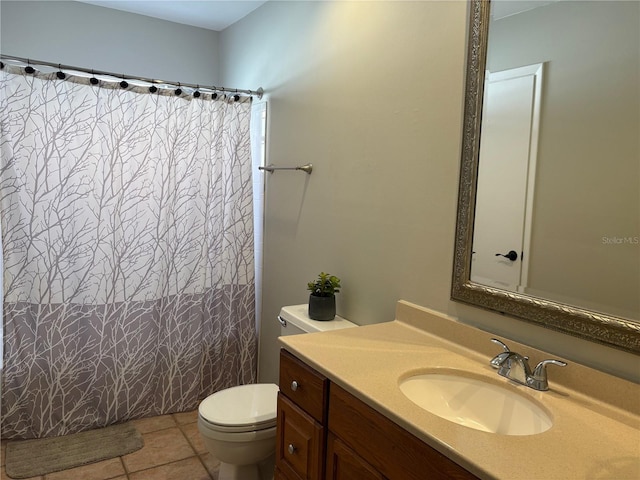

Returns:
275,467,296,480
329,384,479,480
326,433,386,480
276,393,324,480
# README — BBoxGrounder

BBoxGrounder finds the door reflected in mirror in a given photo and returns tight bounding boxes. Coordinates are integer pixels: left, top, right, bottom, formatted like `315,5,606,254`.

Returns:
472,63,542,293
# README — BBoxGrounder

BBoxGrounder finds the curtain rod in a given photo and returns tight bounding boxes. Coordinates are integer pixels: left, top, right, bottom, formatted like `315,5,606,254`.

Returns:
0,54,263,99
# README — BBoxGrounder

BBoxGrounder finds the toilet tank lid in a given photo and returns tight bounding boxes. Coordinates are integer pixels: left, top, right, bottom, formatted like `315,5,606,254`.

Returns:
199,383,279,426
278,304,358,333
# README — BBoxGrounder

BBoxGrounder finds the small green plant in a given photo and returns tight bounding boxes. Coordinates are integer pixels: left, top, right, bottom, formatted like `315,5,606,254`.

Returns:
307,272,341,297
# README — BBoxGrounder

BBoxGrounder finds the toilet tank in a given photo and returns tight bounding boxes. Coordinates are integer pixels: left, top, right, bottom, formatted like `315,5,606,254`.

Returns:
278,304,357,336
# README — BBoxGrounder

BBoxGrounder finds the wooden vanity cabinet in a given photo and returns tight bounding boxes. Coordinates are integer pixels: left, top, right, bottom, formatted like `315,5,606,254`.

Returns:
276,349,329,480
276,349,479,480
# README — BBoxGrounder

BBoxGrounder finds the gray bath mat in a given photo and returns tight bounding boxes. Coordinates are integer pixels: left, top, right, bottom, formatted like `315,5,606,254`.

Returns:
5,422,144,478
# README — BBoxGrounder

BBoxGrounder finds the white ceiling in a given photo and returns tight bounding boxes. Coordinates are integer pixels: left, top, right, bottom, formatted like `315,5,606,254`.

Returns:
491,0,559,21
75,1,268,31
76,1,559,31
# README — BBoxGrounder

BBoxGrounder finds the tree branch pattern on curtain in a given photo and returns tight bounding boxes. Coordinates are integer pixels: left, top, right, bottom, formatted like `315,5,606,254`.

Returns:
0,65,257,439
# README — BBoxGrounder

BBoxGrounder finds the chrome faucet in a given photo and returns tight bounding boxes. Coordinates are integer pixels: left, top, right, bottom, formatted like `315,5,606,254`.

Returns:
490,338,567,391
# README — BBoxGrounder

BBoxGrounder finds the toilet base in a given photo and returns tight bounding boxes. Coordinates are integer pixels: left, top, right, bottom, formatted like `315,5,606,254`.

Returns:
219,462,259,480
218,454,275,480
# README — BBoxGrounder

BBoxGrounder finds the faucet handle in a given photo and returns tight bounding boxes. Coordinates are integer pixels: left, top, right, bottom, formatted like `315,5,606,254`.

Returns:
533,359,567,374
529,359,567,391
491,338,510,351
489,338,511,368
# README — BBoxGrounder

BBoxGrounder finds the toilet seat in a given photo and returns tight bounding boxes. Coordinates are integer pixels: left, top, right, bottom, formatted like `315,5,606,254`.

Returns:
198,383,279,434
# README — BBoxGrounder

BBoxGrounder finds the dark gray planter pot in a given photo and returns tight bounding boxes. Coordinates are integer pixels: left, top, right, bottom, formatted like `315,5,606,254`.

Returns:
308,294,336,321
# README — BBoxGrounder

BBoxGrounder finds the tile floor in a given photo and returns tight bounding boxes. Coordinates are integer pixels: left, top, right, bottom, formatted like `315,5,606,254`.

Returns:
1,410,219,480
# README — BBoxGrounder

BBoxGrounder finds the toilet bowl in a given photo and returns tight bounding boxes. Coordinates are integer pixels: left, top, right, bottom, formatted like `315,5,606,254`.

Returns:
198,383,279,480
198,304,357,480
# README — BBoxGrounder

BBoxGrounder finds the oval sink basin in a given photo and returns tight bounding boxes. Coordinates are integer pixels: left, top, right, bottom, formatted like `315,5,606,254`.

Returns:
399,372,552,435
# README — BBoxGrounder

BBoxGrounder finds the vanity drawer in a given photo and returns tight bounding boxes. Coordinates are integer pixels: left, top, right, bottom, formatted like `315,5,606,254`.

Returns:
276,393,324,480
279,349,328,422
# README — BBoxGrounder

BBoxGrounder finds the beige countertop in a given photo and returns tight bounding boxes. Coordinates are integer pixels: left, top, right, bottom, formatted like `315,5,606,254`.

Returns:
278,300,640,480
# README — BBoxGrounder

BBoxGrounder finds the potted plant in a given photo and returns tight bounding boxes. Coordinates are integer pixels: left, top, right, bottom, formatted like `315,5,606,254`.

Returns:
307,272,341,321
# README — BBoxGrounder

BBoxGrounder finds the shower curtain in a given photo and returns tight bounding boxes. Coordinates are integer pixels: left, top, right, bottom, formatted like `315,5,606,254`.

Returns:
0,65,257,439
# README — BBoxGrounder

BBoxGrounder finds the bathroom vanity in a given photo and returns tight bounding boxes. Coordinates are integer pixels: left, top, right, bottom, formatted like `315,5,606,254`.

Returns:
275,301,640,480
275,349,476,479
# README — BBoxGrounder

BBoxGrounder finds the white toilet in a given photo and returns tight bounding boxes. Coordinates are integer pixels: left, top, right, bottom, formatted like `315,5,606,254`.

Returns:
197,304,357,480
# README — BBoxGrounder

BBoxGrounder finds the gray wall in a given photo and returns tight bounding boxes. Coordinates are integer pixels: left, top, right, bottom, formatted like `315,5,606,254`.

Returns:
219,1,639,384
0,1,220,85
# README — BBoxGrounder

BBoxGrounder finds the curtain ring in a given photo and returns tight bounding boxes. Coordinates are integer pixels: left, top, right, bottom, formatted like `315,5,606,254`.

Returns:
175,82,182,96
120,74,128,89
56,64,65,80
90,69,99,85
25,59,35,74
193,85,201,98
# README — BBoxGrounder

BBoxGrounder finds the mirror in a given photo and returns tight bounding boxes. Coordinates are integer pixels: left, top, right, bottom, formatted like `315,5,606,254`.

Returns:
452,0,639,353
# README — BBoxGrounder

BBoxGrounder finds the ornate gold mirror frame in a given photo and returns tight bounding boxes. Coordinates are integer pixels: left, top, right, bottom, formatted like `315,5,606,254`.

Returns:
451,0,640,354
